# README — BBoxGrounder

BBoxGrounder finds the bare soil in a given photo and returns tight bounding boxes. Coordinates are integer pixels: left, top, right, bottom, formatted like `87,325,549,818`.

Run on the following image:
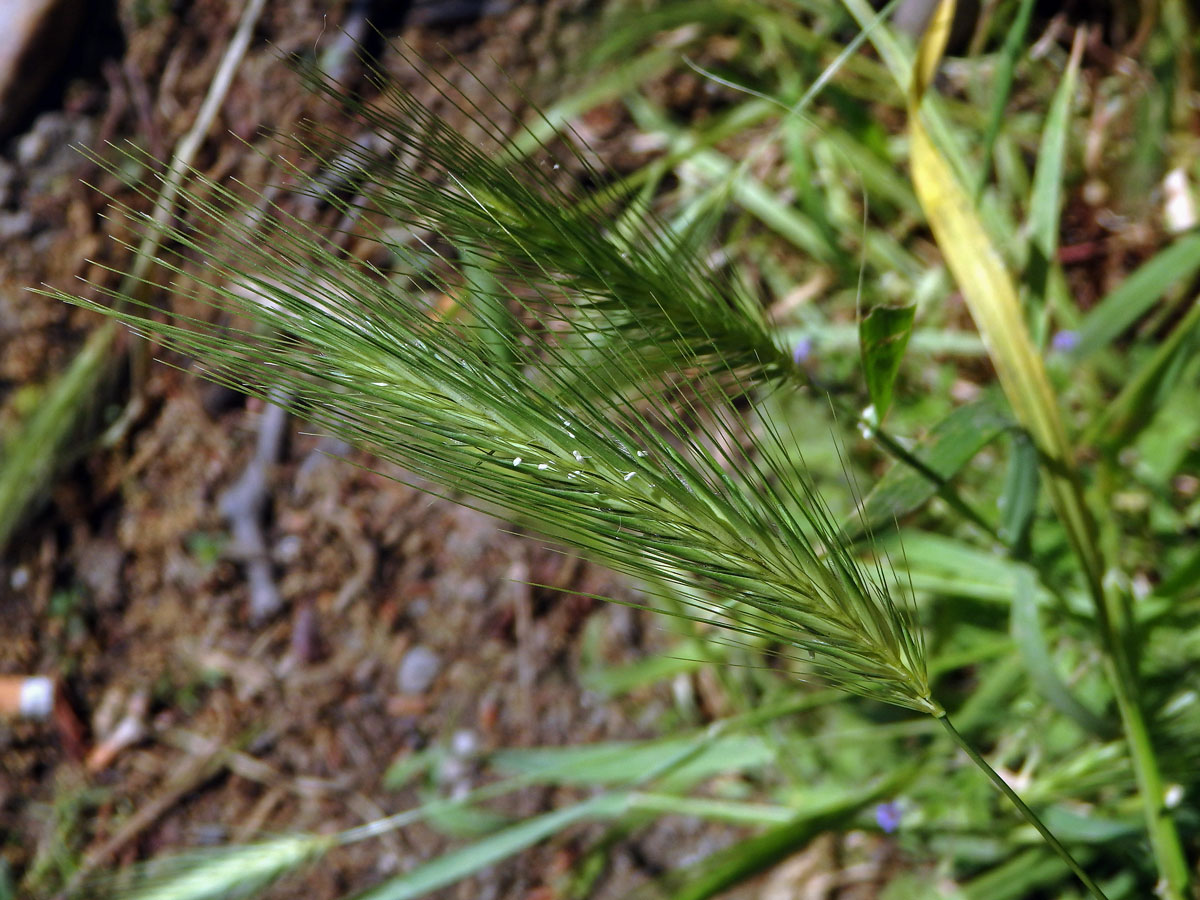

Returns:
0,3,732,897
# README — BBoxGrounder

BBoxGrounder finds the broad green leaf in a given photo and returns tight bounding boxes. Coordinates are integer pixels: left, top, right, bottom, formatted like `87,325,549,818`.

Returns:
859,303,915,422
890,531,1059,609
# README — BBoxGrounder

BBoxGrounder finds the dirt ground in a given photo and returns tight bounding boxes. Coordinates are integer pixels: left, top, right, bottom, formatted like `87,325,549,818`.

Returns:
0,2,757,898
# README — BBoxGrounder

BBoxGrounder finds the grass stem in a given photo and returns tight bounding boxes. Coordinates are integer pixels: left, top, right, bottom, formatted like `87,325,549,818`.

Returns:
1099,644,1191,900
937,715,1110,900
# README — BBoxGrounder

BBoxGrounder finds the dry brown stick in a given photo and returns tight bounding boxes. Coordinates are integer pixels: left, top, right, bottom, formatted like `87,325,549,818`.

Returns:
54,743,231,900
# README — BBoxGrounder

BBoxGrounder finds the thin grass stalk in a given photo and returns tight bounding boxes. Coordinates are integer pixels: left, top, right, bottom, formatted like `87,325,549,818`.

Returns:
937,716,1110,900
903,3,1191,896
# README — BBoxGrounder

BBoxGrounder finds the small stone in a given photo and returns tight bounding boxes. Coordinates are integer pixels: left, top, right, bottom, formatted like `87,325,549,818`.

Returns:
451,728,479,758
273,534,303,563
397,645,440,695
0,210,32,240
15,127,47,166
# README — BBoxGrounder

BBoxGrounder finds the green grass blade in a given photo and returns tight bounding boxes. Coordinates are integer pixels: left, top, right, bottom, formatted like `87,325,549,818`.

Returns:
961,849,1073,900
353,794,630,900
1085,296,1200,448
971,0,1036,200
1025,30,1084,344
627,770,912,900
489,735,775,789
998,430,1038,551
859,303,915,422
851,398,1011,540
0,322,115,551
1010,567,1112,738
1071,233,1200,361
938,715,1110,900
105,834,334,900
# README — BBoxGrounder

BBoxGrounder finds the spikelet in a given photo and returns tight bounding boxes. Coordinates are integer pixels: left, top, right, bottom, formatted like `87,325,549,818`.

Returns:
104,834,333,900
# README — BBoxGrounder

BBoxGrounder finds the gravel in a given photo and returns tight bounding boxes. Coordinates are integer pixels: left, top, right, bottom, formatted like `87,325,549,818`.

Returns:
397,645,441,694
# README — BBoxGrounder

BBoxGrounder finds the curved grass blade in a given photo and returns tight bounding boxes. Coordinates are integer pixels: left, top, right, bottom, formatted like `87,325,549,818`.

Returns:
970,0,1035,200
1070,232,1200,362
1025,29,1084,346
1010,567,1113,739
998,429,1038,551
353,794,629,900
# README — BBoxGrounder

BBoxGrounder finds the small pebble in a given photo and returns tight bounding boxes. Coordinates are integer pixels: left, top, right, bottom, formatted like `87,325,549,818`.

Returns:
273,534,303,563
15,130,46,167
0,210,32,240
10,566,29,590
451,728,479,758
15,113,67,166
397,645,440,694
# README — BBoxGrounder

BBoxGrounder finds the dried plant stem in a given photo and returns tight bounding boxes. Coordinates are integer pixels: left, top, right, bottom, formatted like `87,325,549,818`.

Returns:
937,715,1109,900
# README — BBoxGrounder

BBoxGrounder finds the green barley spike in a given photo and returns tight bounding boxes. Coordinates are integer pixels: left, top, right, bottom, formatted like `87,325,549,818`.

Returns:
47,51,937,716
